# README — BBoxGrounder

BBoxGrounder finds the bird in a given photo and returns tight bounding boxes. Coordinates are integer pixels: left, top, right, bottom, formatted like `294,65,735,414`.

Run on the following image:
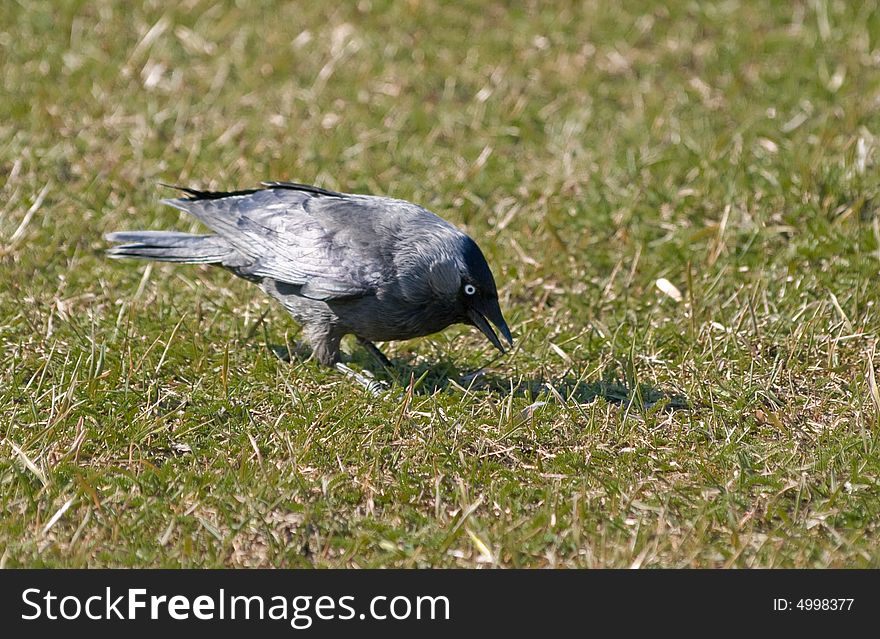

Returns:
105,181,512,373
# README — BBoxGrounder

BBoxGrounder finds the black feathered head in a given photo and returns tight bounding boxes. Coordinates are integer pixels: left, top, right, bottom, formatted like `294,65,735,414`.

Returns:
453,236,512,352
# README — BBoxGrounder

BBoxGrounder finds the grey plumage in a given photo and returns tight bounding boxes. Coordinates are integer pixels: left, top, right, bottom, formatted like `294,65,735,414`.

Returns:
106,181,512,367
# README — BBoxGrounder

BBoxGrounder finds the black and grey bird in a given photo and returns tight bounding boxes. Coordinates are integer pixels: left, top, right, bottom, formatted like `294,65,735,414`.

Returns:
105,181,512,368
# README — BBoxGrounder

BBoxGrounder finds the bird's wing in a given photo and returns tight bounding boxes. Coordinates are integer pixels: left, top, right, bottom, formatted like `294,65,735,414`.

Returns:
161,185,399,301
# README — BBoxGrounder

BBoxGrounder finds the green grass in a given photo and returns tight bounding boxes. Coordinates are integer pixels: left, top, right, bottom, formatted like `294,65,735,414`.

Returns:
2,0,880,567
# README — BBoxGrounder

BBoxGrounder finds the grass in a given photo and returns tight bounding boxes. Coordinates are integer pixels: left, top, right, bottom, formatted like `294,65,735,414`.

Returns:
1,0,880,567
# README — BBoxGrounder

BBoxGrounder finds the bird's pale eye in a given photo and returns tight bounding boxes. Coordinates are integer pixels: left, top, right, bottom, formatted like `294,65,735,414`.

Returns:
463,284,476,296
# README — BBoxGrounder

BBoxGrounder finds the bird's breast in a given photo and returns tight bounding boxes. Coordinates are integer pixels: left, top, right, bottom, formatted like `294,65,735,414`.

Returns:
329,293,461,342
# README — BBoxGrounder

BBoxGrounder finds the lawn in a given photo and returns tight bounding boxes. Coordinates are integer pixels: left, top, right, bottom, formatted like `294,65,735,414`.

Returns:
1,0,879,567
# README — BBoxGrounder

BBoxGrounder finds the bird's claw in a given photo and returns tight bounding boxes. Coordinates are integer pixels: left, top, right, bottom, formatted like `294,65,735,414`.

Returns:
335,363,388,397
459,368,487,385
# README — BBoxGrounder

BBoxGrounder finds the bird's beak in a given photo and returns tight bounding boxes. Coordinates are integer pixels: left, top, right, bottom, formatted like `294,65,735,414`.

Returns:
467,299,513,353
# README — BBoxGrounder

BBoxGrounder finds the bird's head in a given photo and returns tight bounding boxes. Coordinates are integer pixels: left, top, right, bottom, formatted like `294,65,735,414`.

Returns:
444,235,513,353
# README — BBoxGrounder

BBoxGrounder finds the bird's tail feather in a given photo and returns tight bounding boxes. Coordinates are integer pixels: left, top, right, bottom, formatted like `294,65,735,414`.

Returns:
105,231,232,263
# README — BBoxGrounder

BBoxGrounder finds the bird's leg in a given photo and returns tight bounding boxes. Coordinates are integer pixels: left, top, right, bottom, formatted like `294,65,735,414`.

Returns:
356,336,394,369
335,362,386,397
306,327,343,367
301,328,387,396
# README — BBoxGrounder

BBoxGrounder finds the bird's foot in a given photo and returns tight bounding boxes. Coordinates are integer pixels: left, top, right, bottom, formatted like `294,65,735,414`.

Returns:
459,368,487,385
269,340,312,363
335,362,388,397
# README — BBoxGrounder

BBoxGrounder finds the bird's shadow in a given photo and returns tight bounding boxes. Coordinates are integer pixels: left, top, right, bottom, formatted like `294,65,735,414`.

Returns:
386,360,688,411
268,342,689,412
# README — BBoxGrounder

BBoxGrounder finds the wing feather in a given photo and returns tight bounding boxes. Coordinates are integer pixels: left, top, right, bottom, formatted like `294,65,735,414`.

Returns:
162,186,407,300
